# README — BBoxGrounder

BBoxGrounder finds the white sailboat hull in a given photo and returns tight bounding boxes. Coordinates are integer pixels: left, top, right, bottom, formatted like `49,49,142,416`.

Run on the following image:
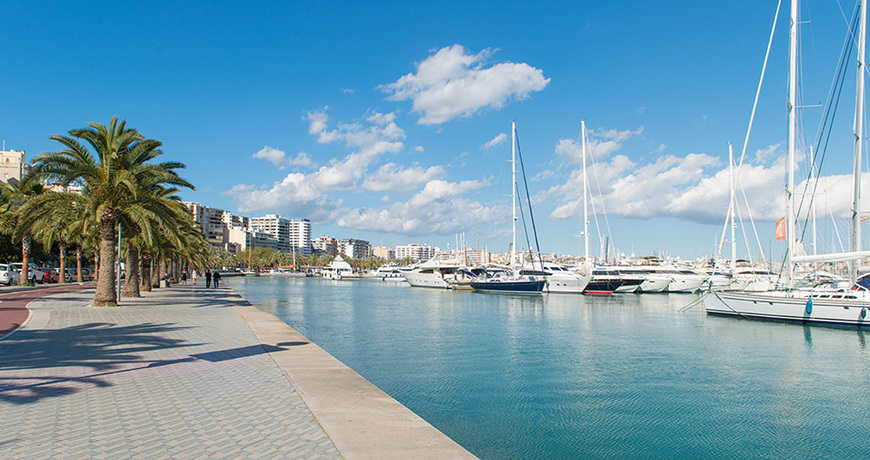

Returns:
704,291,870,328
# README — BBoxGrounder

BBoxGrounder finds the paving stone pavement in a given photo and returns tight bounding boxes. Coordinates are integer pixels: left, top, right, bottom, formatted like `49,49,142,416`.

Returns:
0,283,342,459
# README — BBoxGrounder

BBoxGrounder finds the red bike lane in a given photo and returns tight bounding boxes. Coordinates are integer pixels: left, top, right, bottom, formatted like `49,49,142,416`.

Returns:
0,284,93,340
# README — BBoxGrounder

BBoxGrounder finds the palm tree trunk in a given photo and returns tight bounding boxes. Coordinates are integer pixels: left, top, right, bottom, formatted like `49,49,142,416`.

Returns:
140,253,152,292
122,244,141,298
93,216,117,306
20,235,30,285
76,246,83,283
152,257,161,288
59,242,67,284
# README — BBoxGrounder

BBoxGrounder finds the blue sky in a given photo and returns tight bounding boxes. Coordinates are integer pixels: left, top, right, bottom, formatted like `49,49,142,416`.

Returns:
1,1,866,261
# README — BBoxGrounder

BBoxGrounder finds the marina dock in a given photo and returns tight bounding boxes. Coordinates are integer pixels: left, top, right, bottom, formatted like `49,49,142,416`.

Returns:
0,283,475,459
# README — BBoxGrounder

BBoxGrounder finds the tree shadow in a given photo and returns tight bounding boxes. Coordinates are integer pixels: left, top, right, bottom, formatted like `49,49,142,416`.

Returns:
0,319,308,405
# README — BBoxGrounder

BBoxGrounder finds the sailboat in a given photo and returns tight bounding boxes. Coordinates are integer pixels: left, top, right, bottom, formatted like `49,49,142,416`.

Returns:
471,122,546,294
704,0,870,327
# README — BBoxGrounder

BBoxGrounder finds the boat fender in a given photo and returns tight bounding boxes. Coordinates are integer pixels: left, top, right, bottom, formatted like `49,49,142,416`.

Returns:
862,308,867,320
805,298,813,315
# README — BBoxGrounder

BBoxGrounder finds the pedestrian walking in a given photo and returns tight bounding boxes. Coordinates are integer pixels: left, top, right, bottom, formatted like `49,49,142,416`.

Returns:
192,270,198,284
212,271,221,289
181,272,187,284
205,269,212,288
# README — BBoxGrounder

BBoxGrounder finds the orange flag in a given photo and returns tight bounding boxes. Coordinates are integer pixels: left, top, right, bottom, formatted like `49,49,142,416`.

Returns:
775,217,786,241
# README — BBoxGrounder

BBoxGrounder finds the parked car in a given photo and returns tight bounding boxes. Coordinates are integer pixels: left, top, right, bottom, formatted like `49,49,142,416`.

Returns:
41,267,59,283
39,267,57,283
0,264,20,286
10,263,46,284
64,267,91,282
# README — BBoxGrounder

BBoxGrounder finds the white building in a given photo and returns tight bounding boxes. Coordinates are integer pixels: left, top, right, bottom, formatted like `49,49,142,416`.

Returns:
0,149,30,184
340,239,371,259
228,227,278,252
396,244,439,262
184,201,228,248
288,219,313,255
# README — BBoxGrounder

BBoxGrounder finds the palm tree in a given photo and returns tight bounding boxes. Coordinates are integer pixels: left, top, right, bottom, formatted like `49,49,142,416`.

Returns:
0,171,45,285
35,117,194,306
119,180,193,297
14,191,90,284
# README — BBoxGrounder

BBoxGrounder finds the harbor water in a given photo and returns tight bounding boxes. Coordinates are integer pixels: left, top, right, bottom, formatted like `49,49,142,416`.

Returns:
229,277,870,459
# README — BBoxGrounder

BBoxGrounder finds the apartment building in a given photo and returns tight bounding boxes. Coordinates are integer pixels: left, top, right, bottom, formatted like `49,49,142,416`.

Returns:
396,243,438,262
312,236,338,255
340,238,371,259
228,227,279,252
184,202,227,248
288,219,313,255
372,246,395,260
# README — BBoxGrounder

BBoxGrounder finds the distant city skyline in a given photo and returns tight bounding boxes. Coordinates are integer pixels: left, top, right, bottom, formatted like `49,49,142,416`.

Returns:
2,1,867,263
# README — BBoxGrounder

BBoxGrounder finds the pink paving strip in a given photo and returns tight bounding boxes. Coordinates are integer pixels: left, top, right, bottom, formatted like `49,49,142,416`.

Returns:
0,285,93,340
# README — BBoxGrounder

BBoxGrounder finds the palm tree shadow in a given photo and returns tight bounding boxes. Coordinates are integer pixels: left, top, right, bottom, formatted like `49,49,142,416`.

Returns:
0,321,307,405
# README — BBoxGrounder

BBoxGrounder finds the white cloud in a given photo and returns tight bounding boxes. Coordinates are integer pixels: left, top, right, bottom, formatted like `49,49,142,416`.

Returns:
252,146,313,168
362,162,447,192
483,133,508,150
338,178,502,236
555,127,644,164
381,44,550,125
252,146,286,167
288,151,313,166
229,108,408,220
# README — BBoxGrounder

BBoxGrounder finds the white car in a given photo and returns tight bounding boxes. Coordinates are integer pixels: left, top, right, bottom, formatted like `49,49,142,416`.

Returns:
9,263,45,284
0,264,20,286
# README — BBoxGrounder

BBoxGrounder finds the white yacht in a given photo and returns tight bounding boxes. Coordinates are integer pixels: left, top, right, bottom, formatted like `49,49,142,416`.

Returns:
321,255,359,280
403,258,468,289
618,267,673,293
521,261,591,293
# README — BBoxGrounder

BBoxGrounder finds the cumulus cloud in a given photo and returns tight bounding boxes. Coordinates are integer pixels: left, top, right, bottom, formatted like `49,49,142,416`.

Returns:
483,133,508,150
224,178,344,223
228,108,407,221
381,44,550,125
338,178,502,236
363,162,447,192
252,146,286,166
288,151,313,166
555,127,644,164
252,146,313,168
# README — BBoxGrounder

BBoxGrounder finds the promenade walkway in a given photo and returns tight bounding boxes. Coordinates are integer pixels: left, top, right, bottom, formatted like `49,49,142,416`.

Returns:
0,282,475,459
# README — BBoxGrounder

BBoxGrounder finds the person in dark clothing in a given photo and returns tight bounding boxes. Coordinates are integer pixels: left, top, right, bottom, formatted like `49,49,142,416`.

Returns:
212,271,221,288
205,269,212,288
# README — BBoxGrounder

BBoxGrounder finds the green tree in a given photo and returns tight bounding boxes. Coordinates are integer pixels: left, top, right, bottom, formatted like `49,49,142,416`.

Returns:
35,117,193,306
0,171,46,284
14,191,91,284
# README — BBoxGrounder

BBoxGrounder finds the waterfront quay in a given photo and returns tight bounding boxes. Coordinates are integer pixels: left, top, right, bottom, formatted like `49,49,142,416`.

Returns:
0,283,474,459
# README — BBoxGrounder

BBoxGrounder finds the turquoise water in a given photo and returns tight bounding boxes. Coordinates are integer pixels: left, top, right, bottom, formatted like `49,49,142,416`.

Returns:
230,277,870,459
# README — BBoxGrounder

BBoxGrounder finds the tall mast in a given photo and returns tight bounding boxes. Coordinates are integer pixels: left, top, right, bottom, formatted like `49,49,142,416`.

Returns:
511,121,517,273
852,0,867,282
729,143,737,276
582,120,591,274
786,0,798,286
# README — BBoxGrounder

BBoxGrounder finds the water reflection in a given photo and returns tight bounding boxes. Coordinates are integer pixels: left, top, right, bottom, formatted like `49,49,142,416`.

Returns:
230,278,870,460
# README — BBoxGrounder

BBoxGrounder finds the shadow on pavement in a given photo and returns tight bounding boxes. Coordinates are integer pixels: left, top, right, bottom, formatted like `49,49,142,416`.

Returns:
0,322,306,405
